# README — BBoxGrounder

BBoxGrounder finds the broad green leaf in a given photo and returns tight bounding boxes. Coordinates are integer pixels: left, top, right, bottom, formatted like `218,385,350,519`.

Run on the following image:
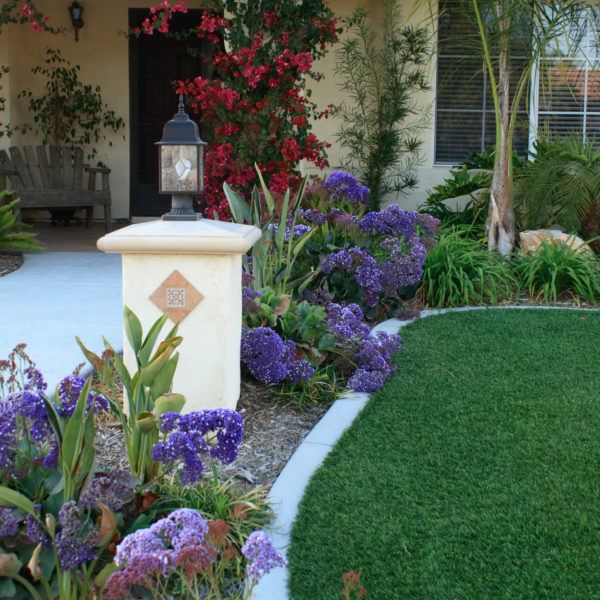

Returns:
255,164,274,217
274,188,291,252
102,338,132,391
0,486,37,517
150,354,179,400
140,346,176,387
135,411,157,433
75,337,103,370
155,393,186,416
138,313,170,366
124,307,143,359
0,577,16,598
61,378,92,476
223,182,252,224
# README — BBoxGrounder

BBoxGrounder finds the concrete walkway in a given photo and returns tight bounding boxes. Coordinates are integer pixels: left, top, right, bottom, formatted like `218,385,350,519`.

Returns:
0,253,122,390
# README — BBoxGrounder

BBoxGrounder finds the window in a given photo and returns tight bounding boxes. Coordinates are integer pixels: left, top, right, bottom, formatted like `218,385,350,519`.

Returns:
435,1,600,164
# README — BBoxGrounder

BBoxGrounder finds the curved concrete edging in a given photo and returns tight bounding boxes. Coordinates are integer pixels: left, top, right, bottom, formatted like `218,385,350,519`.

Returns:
251,304,600,599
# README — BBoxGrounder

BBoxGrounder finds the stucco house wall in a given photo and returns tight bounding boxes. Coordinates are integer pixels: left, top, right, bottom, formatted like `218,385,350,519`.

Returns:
0,0,450,220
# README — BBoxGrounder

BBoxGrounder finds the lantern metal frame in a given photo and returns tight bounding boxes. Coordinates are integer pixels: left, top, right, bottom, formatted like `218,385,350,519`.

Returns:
155,95,207,222
68,1,84,42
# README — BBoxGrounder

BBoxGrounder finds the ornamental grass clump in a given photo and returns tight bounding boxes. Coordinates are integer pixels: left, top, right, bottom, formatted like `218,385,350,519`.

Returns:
512,240,600,304
420,227,515,307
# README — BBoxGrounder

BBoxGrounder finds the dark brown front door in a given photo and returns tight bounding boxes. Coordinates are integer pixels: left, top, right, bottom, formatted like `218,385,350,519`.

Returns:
129,9,208,217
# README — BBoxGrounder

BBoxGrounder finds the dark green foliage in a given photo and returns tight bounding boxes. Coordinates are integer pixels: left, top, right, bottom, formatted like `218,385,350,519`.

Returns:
289,309,600,600
0,193,41,252
515,137,600,244
334,0,431,210
513,241,600,304
420,228,514,306
18,49,125,160
422,167,490,230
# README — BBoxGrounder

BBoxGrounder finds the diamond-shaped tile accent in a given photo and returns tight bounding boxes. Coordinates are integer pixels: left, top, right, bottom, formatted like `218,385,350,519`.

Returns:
150,270,204,324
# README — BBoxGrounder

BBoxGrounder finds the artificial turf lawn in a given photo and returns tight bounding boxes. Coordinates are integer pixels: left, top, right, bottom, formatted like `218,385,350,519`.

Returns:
288,309,600,599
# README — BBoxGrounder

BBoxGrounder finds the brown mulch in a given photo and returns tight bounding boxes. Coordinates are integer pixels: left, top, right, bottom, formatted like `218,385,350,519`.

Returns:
0,254,23,277
95,380,329,490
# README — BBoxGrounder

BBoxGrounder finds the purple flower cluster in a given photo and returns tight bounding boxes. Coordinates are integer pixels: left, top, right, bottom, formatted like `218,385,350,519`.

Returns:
56,373,109,418
241,530,287,580
298,207,358,229
348,331,402,393
241,327,315,385
416,212,441,247
322,248,382,307
325,303,402,393
272,223,312,241
380,237,428,294
80,469,136,512
152,409,244,485
360,205,419,241
242,285,262,314
105,509,215,599
323,171,370,205
0,368,108,478
56,501,98,570
0,508,21,539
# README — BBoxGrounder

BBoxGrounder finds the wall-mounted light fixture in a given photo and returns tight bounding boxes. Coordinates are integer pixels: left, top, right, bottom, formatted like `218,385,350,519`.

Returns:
68,1,84,42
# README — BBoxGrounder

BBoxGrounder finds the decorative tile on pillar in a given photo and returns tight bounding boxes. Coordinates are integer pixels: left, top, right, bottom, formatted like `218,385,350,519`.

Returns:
150,270,204,324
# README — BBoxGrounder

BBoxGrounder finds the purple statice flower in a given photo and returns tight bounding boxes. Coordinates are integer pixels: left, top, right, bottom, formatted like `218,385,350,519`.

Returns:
241,531,286,580
323,171,370,205
301,287,333,307
55,373,109,418
297,208,328,225
287,359,316,384
80,470,136,512
241,327,290,384
417,212,441,247
24,365,47,394
326,303,370,341
272,223,312,241
0,508,21,539
107,509,213,599
242,286,262,314
379,237,428,295
152,409,244,485
240,328,315,386
0,398,18,473
322,249,382,308
56,501,98,570
360,205,419,241
348,332,402,393
24,512,50,547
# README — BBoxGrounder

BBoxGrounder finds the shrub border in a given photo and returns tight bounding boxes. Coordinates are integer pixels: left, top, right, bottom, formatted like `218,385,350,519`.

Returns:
252,304,600,599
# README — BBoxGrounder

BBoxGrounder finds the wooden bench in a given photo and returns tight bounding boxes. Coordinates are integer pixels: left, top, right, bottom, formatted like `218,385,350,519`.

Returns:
0,145,112,232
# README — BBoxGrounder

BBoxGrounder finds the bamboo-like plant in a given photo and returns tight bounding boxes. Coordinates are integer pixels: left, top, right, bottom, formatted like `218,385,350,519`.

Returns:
333,0,431,210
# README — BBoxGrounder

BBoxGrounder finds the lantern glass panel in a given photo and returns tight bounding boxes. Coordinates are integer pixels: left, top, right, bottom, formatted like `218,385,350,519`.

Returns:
160,144,199,193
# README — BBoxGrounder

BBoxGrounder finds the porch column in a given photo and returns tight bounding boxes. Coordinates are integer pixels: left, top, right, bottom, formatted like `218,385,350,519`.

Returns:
97,219,261,412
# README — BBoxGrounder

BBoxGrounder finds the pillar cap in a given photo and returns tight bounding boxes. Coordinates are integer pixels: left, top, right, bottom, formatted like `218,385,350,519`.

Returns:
98,219,262,255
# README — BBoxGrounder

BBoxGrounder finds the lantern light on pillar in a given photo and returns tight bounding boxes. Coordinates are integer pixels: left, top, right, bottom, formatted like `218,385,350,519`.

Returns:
156,95,206,221
68,1,84,42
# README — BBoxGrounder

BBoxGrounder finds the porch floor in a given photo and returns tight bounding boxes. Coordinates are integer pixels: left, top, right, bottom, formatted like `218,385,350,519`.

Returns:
29,222,129,252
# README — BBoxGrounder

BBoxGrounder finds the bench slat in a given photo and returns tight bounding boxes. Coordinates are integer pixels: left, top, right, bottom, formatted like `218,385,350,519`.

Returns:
61,147,74,190
9,147,34,190
35,146,52,189
49,146,63,189
23,146,43,190
72,148,84,190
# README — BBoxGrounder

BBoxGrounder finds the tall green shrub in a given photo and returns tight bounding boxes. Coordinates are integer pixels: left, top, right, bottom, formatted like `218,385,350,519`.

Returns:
334,0,431,210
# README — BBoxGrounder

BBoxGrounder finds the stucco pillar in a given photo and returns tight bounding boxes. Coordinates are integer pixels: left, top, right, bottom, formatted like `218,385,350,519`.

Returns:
98,219,261,412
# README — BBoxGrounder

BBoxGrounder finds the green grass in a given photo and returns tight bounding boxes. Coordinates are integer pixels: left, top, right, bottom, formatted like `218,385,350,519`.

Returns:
288,309,600,599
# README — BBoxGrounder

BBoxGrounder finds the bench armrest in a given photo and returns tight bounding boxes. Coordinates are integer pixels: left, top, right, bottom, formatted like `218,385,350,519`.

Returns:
84,165,111,174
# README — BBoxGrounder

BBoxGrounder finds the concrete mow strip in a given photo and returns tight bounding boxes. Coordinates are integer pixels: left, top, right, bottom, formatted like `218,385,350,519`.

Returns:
252,304,600,599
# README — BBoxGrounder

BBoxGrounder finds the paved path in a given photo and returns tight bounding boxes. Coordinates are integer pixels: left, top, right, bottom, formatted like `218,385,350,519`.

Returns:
0,253,122,390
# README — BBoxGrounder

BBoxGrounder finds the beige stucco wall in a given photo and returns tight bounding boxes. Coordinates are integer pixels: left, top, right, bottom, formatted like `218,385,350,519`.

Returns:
0,0,451,220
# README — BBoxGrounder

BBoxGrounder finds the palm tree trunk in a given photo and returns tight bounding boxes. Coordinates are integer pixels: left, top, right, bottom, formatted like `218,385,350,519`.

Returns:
488,14,515,256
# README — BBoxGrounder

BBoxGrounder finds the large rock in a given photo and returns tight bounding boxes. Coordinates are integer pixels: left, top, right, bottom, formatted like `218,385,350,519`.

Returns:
519,229,593,255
